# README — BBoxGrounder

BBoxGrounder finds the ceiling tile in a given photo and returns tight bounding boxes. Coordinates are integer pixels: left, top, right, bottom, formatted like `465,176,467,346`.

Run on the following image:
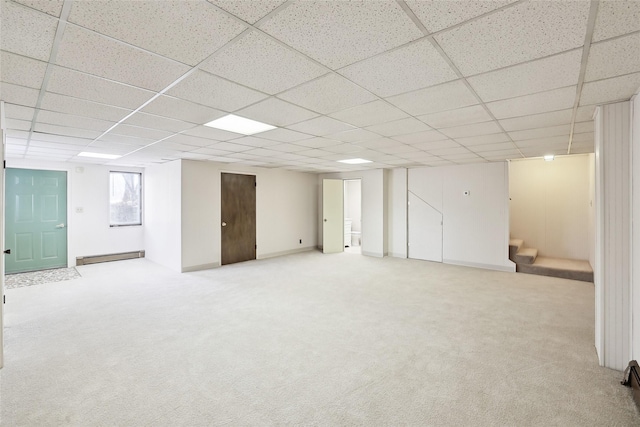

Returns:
435,1,590,76
232,136,281,148
393,130,449,145
407,140,458,152
5,118,31,131
509,125,571,142
340,38,458,97
454,132,511,146
468,142,516,153
141,95,225,125
1,50,47,89
580,73,640,106
293,137,342,149
97,133,154,148
327,129,380,143
0,82,40,107
417,105,492,129
499,109,573,132
166,70,267,112
260,0,423,69
365,117,431,137
428,146,472,156
515,135,569,148
4,104,35,121
486,86,576,119
34,123,102,139
29,132,93,146
576,106,596,122
328,100,409,128
201,31,327,95
405,0,516,33
468,49,582,102
207,141,252,153
269,143,310,153
56,25,190,91
163,134,213,148
386,80,478,116
1,1,58,61
573,132,594,143
68,1,246,66
592,0,640,42
288,116,355,136
324,143,362,154
574,121,594,133
258,128,312,143
123,112,195,133
13,0,64,17
47,66,155,109
585,33,640,82
278,73,377,115
183,125,242,142
356,137,404,150
111,124,173,141
235,98,318,127
37,110,115,132
480,149,522,160
40,92,132,122
207,0,286,24
440,121,502,139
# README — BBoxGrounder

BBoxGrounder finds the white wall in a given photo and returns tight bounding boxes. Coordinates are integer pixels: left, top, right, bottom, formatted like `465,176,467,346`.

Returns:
180,160,318,272
145,160,182,272
319,169,386,257
408,163,514,272
387,168,407,258
510,155,591,260
631,93,640,362
6,159,145,267
588,153,596,269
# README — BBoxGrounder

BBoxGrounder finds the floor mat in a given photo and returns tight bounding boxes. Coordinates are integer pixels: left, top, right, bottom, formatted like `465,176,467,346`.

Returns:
5,267,82,289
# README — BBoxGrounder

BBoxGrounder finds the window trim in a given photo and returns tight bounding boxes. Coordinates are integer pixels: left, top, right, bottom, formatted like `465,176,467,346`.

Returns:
109,171,143,227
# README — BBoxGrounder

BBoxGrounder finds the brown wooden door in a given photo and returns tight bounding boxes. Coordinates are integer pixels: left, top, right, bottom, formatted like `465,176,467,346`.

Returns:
221,173,256,265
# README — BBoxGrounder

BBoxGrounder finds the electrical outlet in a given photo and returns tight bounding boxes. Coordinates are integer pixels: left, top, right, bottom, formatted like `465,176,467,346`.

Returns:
299,239,302,244
75,207,84,213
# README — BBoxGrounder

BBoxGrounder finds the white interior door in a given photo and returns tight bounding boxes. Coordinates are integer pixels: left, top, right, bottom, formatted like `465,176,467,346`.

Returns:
408,192,443,262
1,124,5,369
323,179,344,254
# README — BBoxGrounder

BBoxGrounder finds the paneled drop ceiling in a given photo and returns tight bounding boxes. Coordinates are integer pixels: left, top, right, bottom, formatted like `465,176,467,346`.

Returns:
1,0,639,172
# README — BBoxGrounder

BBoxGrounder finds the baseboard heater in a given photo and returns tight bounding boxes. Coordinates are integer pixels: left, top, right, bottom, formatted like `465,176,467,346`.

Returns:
76,250,145,266
622,360,640,409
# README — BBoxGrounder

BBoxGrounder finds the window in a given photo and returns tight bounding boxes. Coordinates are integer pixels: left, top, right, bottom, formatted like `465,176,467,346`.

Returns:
110,171,142,226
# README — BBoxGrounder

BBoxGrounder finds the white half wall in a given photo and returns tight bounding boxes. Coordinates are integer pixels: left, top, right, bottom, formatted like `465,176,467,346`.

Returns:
509,155,591,260
408,163,514,272
318,169,386,257
6,159,145,267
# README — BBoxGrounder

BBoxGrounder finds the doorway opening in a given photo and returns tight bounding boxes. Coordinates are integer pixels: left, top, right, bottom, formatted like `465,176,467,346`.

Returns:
344,179,362,255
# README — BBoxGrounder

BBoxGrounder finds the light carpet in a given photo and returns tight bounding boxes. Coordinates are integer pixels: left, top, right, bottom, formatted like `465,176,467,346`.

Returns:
0,251,637,426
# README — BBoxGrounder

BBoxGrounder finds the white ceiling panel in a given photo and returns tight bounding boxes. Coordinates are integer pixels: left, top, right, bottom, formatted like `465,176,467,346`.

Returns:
324,143,365,154
0,82,41,107
327,129,379,143
406,0,516,33
5,118,31,131
97,133,154,148
454,132,511,146
486,86,577,120
56,25,190,92
30,132,93,146
435,1,590,76
585,33,640,82
40,92,132,122
580,73,640,106
468,49,582,102
1,0,58,61
574,121,594,133
428,146,472,156
258,128,312,143
378,143,421,155
339,38,458,97
235,98,318,127
183,125,242,142
468,142,515,153
260,0,423,69
573,132,594,143
1,50,47,89
163,134,214,148
365,117,431,137
576,106,596,122
123,112,195,133
111,124,173,141
278,73,377,115
406,139,458,152
207,141,252,153
47,66,155,109
13,0,63,17
515,136,569,149
167,70,267,112
294,137,342,149
417,105,492,129
357,138,405,150
34,123,102,139
207,0,286,24
141,95,225,125
230,136,280,149
4,104,35,121
329,100,409,128
592,0,640,42
498,109,573,132
386,80,478,116
68,1,246,66
393,130,449,145
201,31,327,95
440,121,502,139
509,124,571,142
37,110,115,132
482,150,522,160
269,143,311,153
288,116,355,136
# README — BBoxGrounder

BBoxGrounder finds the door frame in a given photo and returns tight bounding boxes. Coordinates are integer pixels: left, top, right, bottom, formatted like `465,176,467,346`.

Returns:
219,171,257,266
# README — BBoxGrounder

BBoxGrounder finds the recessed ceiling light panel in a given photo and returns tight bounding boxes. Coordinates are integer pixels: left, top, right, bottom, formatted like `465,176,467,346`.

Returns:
204,114,276,135
544,155,555,161
78,152,121,159
338,158,372,164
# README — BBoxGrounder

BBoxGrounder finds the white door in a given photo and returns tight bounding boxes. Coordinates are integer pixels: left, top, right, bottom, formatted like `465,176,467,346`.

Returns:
408,192,443,262
1,125,5,369
323,179,344,254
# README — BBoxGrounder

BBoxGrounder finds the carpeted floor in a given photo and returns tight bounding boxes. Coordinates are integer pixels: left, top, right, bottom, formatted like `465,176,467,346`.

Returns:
0,251,637,426
4,267,81,289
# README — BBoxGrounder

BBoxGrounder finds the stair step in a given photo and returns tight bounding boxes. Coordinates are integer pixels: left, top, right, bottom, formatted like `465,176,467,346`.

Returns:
514,247,538,264
509,239,524,261
517,256,593,283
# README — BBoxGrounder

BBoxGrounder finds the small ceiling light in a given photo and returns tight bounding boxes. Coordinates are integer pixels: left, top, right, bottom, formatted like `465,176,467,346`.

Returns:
544,155,555,161
338,158,372,164
78,152,121,159
204,114,276,135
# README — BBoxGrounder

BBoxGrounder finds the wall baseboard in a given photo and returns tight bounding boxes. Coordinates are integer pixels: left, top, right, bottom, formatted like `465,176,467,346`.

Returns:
76,250,145,266
182,262,220,273
362,251,384,258
389,252,408,258
259,246,316,260
443,258,516,273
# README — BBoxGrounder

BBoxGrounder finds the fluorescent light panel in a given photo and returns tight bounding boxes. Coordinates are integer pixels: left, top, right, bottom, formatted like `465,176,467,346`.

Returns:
204,114,276,135
338,158,372,164
544,155,555,161
78,152,121,159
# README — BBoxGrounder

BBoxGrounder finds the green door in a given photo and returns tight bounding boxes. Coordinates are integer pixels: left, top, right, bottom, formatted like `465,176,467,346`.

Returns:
5,168,68,274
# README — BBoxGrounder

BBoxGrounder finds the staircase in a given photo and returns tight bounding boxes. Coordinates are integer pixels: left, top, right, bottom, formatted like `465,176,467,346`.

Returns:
509,238,593,283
